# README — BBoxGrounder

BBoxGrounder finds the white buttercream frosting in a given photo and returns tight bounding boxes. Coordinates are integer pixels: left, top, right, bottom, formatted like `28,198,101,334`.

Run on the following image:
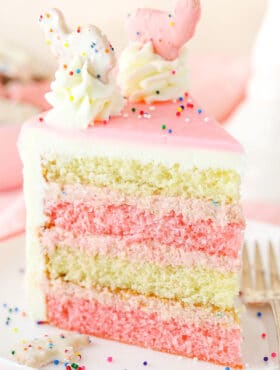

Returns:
118,42,188,103
46,58,124,129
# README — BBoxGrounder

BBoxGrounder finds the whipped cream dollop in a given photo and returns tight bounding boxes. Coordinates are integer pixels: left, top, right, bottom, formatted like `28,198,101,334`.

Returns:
46,58,124,129
118,42,188,103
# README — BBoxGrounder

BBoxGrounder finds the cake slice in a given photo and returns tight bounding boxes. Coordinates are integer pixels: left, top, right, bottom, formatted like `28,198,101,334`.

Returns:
20,98,245,368
19,3,245,369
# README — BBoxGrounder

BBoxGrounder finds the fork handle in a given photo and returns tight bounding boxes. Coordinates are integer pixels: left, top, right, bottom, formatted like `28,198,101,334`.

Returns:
269,299,280,366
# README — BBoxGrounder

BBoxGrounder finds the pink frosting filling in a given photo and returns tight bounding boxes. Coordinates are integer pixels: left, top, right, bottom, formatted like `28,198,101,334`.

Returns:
45,280,239,326
45,183,244,225
46,292,242,368
45,200,244,258
41,228,241,272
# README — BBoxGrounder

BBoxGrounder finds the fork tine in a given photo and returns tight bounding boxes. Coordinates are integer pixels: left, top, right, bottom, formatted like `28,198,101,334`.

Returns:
255,242,266,291
242,243,253,291
269,241,280,289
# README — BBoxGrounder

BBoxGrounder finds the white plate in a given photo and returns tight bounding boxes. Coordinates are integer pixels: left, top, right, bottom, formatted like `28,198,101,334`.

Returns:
1,221,280,370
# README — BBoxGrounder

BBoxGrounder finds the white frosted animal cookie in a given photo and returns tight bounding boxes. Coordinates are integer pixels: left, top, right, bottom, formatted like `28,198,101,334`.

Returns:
39,9,115,83
11,332,90,368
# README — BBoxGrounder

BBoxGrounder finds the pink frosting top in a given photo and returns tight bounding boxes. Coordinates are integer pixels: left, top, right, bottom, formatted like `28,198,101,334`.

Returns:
23,96,243,154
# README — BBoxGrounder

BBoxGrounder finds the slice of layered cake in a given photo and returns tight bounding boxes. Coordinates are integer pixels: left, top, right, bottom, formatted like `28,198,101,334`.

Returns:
19,2,245,368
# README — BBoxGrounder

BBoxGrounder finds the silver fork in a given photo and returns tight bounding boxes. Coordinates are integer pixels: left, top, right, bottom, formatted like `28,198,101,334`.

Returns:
242,241,280,367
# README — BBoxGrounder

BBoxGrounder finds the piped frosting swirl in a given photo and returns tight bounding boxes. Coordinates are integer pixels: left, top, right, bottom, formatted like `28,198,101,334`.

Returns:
46,58,124,129
118,42,188,104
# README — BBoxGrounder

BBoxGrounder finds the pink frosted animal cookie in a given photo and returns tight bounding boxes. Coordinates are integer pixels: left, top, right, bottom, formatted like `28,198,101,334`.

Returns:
127,0,201,60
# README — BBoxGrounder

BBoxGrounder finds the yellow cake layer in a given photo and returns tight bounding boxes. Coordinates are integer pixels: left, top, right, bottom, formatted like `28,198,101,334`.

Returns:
46,246,239,308
42,156,241,202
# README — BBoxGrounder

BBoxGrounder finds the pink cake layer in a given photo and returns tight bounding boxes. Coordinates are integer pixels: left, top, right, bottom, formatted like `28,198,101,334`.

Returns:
41,228,241,272
45,183,244,224
46,282,242,368
45,201,244,258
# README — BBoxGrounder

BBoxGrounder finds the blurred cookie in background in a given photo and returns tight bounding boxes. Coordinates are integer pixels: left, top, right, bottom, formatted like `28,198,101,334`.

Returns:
0,41,50,190
0,98,39,125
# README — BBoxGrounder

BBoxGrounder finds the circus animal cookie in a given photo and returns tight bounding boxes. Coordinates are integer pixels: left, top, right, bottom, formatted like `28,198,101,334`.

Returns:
39,9,124,129
118,0,200,103
11,332,90,368
127,0,201,61
39,9,114,83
